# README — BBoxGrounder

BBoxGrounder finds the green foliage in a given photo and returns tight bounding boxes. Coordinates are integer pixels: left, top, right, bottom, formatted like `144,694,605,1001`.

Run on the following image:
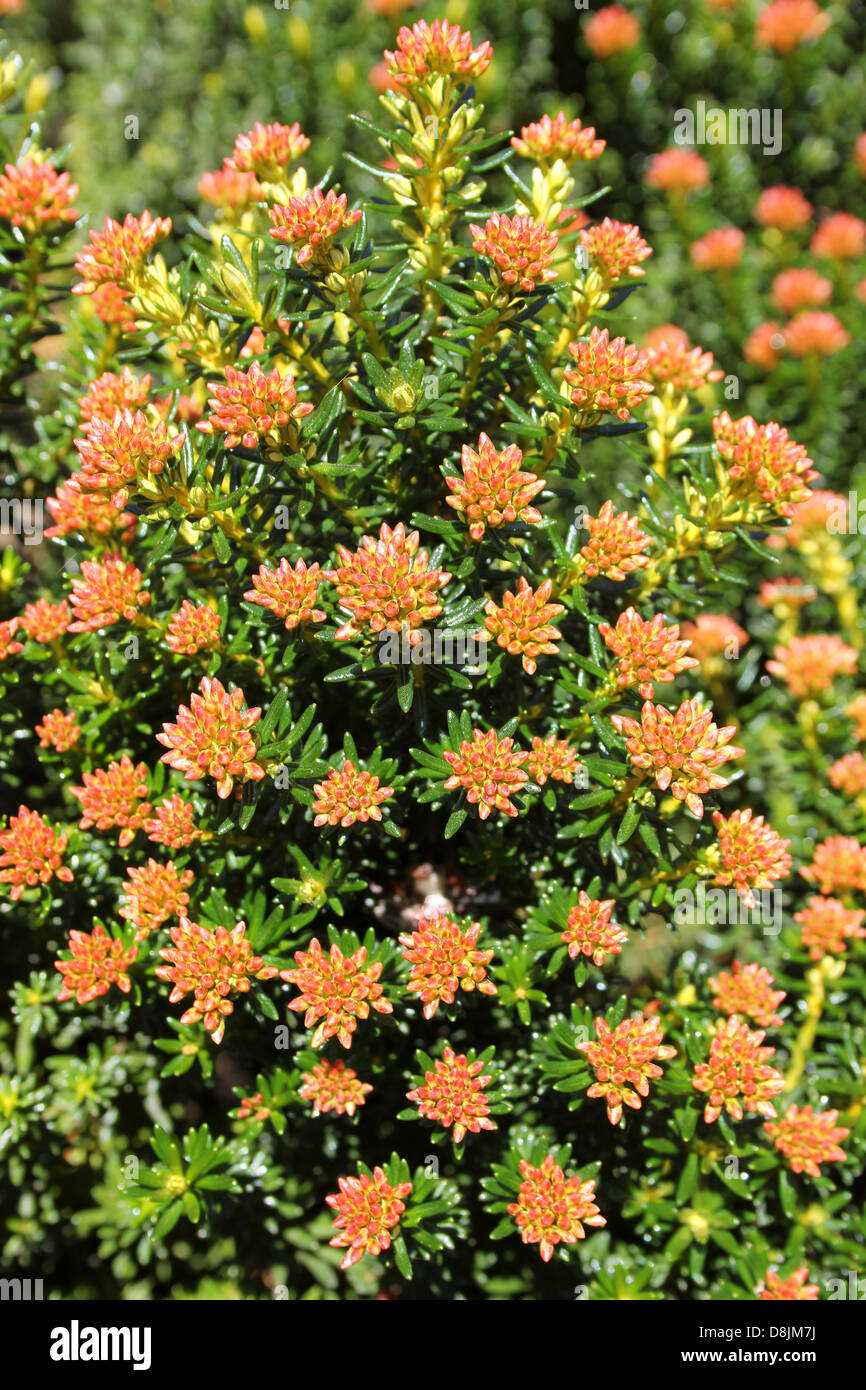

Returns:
1,5,865,1303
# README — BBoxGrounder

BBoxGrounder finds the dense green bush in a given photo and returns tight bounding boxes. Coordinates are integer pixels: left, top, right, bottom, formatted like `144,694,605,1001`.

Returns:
1,4,865,1301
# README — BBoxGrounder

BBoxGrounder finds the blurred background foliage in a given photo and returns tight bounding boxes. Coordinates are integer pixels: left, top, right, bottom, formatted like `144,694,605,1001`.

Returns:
4,0,866,471
5,0,864,226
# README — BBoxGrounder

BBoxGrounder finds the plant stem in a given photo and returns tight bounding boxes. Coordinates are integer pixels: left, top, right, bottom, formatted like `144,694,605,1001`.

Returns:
784,958,838,1092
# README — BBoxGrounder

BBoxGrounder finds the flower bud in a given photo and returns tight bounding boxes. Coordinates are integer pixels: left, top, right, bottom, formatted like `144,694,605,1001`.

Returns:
25,72,52,114
287,15,311,58
0,58,19,105
384,175,416,206
335,59,356,94
390,383,419,415
216,264,261,317
243,5,267,42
